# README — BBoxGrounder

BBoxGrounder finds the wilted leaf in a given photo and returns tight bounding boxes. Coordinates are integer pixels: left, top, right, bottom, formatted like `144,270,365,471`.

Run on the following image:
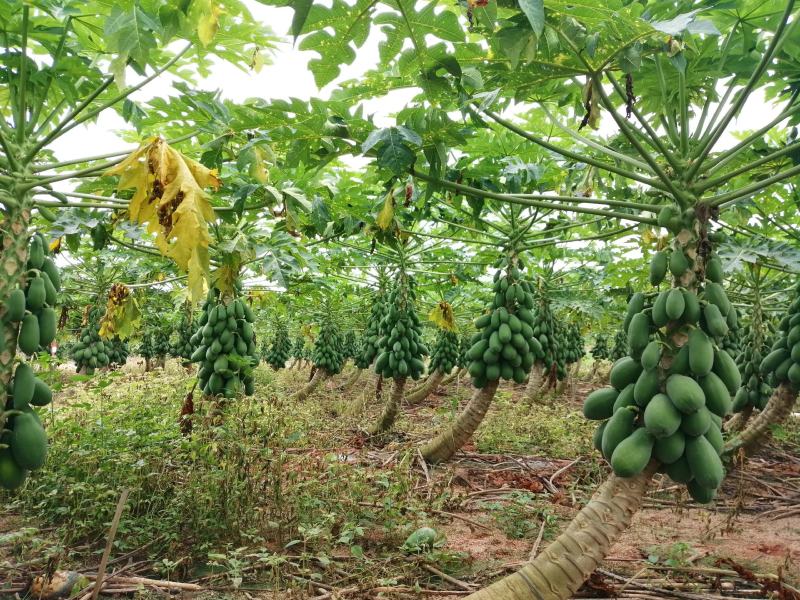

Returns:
105,137,220,302
99,284,141,340
428,301,456,332
376,190,395,231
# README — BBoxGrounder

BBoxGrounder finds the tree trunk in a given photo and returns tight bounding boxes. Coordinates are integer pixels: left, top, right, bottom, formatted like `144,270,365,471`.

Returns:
724,405,753,434
338,367,363,392
0,205,31,427
422,379,500,464
441,367,464,387
524,364,543,403
406,370,444,405
464,463,658,600
724,383,797,456
291,368,329,401
369,376,407,434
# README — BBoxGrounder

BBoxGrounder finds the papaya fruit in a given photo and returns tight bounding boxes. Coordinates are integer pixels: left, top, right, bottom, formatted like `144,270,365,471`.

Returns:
649,252,668,286
643,393,681,438
669,250,689,277
593,421,606,453
653,430,686,464
704,282,730,316
665,455,693,483
602,407,636,459
700,372,731,417
5,288,25,322
623,293,645,331
703,303,728,338
583,387,618,420
26,277,46,312
18,314,39,355
681,289,700,324
705,257,723,284
41,257,61,291
713,348,741,394
610,428,654,477
633,368,660,407
30,378,52,407
10,412,48,470
12,362,35,408
665,374,705,413
613,383,636,412
665,288,685,321
685,435,724,489
688,328,713,376
704,423,724,454
652,291,669,328
0,447,27,490
687,480,717,504
680,406,711,436
38,307,57,347
640,340,661,371
28,237,44,269
627,312,650,357
609,357,643,390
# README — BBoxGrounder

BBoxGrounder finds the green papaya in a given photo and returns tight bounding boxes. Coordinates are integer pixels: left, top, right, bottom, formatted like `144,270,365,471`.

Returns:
703,303,728,338
681,290,701,324
12,362,35,408
705,257,723,284
627,312,650,357
26,277,46,312
623,293,645,331
5,288,25,322
18,314,39,355
665,456,693,483
653,430,686,464
610,428,654,477
10,413,48,470
602,407,636,459
640,340,661,371
583,387,618,420
665,288,685,321
612,383,636,412
687,328,713,377
643,393,681,438
687,480,717,504
0,447,27,490
28,237,44,269
700,372,731,417
38,307,57,347
713,349,741,394
681,406,711,436
649,252,668,286
633,368,660,407
41,258,61,292
610,357,643,390
665,374,705,413
669,250,689,277
30,378,52,406
685,435,724,489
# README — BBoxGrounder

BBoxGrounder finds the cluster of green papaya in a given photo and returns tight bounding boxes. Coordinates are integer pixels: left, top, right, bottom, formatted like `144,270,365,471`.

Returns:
342,330,358,360
610,329,627,361
721,308,742,361
592,334,610,360
585,245,739,503
171,315,196,360
189,290,259,397
456,335,470,370
0,235,60,490
429,329,459,375
312,317,345,375
71,307,110,374
355,292,387,369
106,338,129,367
529,299,559,376
291,335,307,364
733,313,774,412
0,365,49,489
560,322,585,369
265,320,292,369
374,277,427,380
759,283,800,390
467,260,544,387
6,234,60,356
140,329,170,360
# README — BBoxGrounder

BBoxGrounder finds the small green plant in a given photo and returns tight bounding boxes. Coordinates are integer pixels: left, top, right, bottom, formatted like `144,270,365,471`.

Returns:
646,542,696,567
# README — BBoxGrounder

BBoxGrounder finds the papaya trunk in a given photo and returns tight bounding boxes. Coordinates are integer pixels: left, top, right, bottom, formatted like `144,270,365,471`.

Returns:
291,368,329,401
724,405,753,434
406,370,444,405
0,204,31,427
369,376,407,434
464,463,658,600
524,364,543,402
724,383,797,456
422,379,499,464
441,367,464,387
339,367,363,392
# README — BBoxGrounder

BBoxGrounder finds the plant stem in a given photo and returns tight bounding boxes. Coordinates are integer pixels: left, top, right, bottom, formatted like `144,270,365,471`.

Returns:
478,107,667,191
688,0,796,179
537,103,650,171
25,44,193,163
21,156,126,191
412,169,658,225
16,5,29,145
590,74,687,202
696,139,800,192
606,73,682,172
710,163,800,208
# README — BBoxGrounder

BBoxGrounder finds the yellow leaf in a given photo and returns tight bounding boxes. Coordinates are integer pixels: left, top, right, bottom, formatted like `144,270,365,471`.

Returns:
49,238,61,253
99,284,141,340
105,138,219,303
198,4,223,46
376,190,395,231
250,47,265,73
428,301,457,332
